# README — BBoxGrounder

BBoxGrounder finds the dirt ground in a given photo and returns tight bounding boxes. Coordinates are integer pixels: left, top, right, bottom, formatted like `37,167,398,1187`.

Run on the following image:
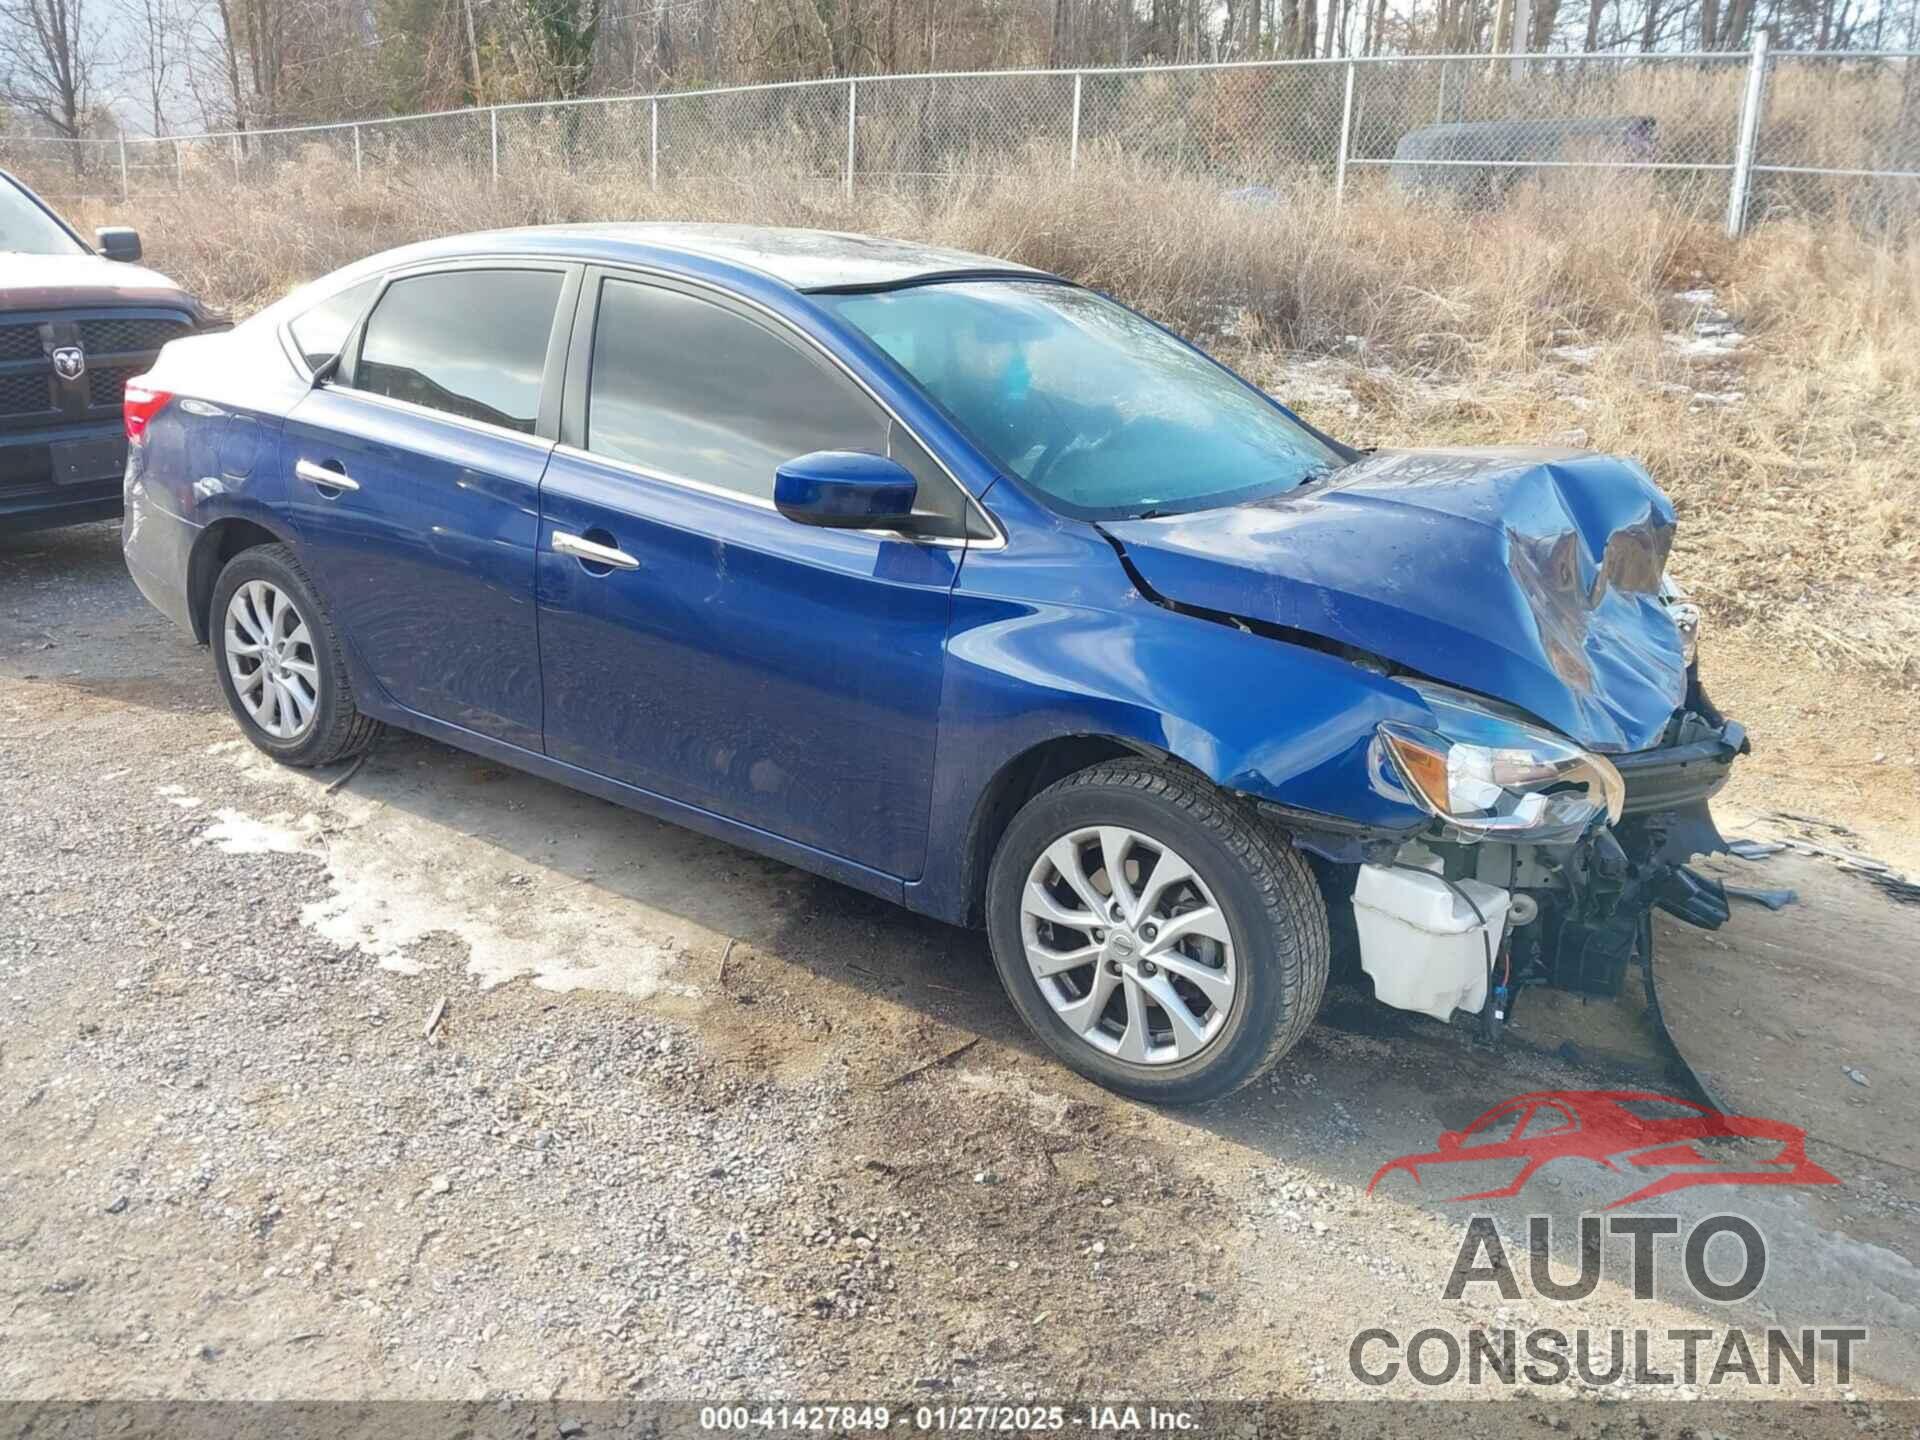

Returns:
2,520,1917,1416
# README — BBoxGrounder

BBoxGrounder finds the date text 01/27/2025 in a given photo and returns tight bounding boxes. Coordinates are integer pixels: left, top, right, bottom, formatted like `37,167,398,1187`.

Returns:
697,1405,1200,1432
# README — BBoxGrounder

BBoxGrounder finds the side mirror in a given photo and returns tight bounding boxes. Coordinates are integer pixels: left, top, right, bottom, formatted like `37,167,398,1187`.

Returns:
96,226,142,263
774,451,917,530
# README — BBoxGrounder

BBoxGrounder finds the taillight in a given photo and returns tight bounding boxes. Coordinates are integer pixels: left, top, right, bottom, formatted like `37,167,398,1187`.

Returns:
124,381,172,444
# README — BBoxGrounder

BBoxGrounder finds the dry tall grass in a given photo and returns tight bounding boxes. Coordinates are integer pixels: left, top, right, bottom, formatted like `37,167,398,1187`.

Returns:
77,155,1919,680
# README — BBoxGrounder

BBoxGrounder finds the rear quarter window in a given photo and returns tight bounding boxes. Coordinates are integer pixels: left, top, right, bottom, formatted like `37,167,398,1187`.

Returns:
287,278,380,373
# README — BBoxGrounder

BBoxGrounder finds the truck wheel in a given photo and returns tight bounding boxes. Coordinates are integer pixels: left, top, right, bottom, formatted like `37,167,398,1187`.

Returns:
209,544,381,768
986,760,1329,1104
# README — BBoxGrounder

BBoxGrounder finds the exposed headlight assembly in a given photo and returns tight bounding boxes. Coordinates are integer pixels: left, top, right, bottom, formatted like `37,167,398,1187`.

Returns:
1373,681,1624,843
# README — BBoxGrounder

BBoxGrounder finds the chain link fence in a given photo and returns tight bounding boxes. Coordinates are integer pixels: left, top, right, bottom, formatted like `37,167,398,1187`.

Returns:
5,43,1916,236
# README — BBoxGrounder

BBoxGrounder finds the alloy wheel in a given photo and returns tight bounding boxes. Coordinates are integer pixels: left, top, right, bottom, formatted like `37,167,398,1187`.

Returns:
224,580,320,741
1020,825,1236,1066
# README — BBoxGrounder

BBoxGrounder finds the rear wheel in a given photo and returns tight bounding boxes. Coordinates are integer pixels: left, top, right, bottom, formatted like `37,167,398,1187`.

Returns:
209,543,380,767
986,760,1328,1104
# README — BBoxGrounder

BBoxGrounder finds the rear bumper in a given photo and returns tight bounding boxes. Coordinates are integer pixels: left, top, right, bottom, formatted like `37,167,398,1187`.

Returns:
122,477,201,634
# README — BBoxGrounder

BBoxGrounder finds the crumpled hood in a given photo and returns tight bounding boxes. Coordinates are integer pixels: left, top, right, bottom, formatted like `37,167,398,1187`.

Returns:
1099,446,1688,753
1,253,200,314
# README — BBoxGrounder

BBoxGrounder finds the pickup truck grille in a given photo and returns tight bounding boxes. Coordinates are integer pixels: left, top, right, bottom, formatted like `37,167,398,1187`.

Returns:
0,310,191,423
79,316,192,355
0,324,43,362
88,364,145,409
2,307,196,523
0,371,55,417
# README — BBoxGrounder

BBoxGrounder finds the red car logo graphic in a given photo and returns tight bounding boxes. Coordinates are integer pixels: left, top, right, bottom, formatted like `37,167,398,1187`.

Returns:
1367,1090,1839,1210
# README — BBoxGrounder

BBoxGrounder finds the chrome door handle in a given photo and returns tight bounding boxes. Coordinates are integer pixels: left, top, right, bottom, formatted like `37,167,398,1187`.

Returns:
295,458,359,492
553,531,640,571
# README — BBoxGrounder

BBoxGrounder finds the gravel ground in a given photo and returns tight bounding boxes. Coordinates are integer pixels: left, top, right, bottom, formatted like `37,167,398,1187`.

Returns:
3,520,1916,1412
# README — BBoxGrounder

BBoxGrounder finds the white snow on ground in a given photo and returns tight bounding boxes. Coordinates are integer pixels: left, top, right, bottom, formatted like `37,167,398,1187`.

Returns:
198,807,323,856
1666,329,1747,359
1664,285,1748,387
192,738,706,998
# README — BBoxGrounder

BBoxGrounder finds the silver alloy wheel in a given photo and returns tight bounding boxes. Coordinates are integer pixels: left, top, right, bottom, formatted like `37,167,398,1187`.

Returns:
1020,825,1236,1066
224,579,320,741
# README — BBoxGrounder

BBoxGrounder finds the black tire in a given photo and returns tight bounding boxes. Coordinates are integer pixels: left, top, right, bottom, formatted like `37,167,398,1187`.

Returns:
209,543,381,768
985,760,1329,1105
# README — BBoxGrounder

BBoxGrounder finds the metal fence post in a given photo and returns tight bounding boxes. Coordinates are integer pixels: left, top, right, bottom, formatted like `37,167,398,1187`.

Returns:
174,140,184,192
490,106,500,185
353,124,363,180
845,79,857,197
1069,71,1083,176
118,136,130,201
1334,61,1357,207
231,134,242,180
650,97,660,190
1726,28,1771,238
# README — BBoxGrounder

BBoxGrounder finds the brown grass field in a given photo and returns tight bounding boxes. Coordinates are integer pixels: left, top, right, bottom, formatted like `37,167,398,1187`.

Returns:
74,157,1920,842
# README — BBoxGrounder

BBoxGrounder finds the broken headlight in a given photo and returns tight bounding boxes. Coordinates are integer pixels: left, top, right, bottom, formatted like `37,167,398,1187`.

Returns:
1373,681,1624,842
1660,572,1700,666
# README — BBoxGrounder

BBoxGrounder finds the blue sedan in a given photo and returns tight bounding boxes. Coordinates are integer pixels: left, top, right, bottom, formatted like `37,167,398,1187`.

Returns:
123,224,1744,1102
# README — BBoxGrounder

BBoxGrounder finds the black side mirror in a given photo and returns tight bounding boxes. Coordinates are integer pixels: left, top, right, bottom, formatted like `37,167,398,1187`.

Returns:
774,451,918,530
96,227,142,263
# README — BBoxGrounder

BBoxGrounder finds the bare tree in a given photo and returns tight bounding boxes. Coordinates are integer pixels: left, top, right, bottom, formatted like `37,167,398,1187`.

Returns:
121,0,178,132
0,0,111,137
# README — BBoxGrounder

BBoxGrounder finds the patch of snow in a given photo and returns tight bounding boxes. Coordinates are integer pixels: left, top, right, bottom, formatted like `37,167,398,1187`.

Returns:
197,808,324,857
1673,286,1717,305
195,746,708,999
155,784,202,809
1665,330,1745,359
1549,344,1600,366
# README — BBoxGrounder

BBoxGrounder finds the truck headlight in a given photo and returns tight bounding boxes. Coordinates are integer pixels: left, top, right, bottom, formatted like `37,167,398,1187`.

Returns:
1373,682,1624,841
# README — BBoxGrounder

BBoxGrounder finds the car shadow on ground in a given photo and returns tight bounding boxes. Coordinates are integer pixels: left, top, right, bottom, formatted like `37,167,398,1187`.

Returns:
0,521,212,715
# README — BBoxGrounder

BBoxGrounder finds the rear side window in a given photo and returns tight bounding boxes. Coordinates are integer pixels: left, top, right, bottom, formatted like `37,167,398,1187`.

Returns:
288,278,379,372
355,269,563,434
586,278,886,503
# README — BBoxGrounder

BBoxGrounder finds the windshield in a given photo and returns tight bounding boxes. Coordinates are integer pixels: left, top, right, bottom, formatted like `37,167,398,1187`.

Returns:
821,280,1341,520
0,174,84,256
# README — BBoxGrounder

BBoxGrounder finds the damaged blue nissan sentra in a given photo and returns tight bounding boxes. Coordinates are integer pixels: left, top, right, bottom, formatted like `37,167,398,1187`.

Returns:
122,224,1744,1103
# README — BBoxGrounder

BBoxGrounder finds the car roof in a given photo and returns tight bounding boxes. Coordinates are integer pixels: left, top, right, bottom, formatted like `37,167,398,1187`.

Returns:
394,222,1048,293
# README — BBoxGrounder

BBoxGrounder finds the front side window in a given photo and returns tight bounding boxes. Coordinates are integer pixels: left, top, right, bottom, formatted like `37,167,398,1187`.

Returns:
0,175,83,256
289,277,379,373
587,278,887,503
355,269,563,434
822,280,1343,521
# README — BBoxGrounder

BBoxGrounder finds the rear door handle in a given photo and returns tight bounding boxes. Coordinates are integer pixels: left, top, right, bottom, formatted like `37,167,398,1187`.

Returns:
295,458,359,492
553,531,640,571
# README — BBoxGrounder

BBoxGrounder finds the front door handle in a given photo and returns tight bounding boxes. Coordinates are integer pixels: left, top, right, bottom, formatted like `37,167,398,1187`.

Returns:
553,531,640,571
295,458,359,493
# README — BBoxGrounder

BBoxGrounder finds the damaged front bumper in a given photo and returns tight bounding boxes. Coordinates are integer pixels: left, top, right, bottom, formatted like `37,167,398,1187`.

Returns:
1304,690,1750,1030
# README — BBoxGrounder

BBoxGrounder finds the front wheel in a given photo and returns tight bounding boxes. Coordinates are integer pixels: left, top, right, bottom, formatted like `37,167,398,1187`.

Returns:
985,761,1329,1105
209,543,381,767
